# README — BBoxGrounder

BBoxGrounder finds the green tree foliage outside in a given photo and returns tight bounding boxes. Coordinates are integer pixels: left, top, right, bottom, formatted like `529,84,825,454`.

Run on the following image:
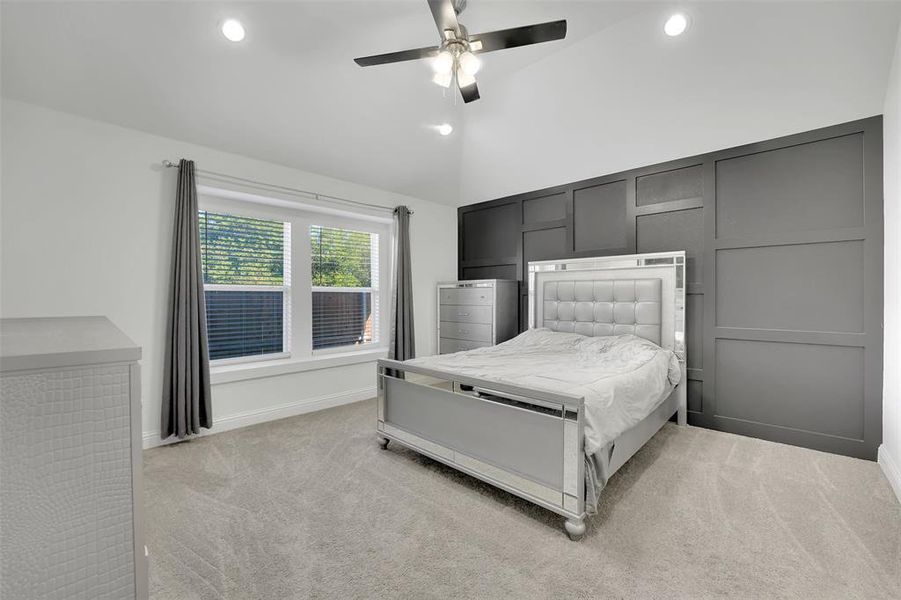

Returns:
199,211,285,286
198,211,374,288
311,225,373,288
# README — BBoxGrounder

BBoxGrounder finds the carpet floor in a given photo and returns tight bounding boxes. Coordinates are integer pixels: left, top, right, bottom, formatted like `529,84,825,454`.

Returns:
144,399,901,599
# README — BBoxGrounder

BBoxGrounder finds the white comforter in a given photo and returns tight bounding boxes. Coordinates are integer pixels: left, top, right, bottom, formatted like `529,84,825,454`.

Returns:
406,329,681,454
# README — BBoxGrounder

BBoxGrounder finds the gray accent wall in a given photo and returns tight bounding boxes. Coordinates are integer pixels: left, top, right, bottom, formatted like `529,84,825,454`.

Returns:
457,116,883,460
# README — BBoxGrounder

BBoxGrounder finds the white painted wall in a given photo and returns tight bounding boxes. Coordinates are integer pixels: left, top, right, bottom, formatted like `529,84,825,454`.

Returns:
0,100,457,446
882,24,901,503
459,2,901,204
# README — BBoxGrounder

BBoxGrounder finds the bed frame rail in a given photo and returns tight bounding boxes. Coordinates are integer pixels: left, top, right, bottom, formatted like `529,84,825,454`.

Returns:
376,358,589,539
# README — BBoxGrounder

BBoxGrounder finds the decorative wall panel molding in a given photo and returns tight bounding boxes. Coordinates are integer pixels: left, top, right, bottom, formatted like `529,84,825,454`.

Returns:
458,116,883,459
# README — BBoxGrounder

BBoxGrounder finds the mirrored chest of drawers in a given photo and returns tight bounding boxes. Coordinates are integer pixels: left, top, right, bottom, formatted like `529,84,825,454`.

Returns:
437,279,518,354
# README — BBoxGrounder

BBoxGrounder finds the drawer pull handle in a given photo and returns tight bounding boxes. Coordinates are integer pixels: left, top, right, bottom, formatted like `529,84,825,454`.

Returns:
458,313,469,317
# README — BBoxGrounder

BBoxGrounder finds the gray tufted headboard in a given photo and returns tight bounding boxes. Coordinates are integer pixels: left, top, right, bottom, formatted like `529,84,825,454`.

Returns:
542,279,663,346
528,251,686,424
529,252,685,355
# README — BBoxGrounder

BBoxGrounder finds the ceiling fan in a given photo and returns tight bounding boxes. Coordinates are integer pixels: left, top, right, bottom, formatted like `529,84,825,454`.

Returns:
354,0,567,103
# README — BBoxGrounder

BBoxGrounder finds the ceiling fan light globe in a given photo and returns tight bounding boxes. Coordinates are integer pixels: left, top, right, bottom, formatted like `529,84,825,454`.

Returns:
432,50,454,74
432,72,453,88
456,68,477,89
458,51,480,76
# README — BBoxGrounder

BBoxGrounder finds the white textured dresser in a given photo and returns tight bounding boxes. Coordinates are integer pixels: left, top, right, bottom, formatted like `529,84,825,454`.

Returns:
0,317,148,600
437,279,519,354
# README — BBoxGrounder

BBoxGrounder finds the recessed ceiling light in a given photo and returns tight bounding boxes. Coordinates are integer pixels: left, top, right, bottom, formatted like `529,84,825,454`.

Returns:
437,123,453,136
664,13,689,37
221,19,245,42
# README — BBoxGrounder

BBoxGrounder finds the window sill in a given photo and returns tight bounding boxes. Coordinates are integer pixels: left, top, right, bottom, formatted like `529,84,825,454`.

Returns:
210,347,388,385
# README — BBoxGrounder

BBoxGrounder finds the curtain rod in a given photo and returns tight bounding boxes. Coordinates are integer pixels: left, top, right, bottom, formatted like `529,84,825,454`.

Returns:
161,160,412,215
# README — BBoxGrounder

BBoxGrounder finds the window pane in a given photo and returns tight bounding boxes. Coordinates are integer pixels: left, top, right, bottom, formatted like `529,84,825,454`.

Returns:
205,290,284,360
310,225,373,287
200,211,286,285
312,290,372,350
310,225,378,349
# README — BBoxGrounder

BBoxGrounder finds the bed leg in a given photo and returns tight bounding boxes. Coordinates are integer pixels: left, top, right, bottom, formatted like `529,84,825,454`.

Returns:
377,435,390,449
564,517,586,541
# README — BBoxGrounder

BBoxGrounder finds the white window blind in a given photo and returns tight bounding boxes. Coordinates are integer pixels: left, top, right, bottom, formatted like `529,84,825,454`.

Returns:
310,225,379,350
199,210,291,361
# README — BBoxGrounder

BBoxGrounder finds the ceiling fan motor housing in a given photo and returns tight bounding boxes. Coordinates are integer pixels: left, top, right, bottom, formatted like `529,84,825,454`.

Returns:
442,24,472,55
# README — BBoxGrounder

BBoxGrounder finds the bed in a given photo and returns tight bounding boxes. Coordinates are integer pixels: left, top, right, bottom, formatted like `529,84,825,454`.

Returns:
375,251,687,540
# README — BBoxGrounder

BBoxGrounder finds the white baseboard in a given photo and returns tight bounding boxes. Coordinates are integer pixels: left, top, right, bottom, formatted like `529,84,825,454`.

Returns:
143,386,375,449
878,444,901,505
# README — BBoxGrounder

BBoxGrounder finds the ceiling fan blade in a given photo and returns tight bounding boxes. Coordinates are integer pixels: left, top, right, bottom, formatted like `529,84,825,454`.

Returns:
354,46,440,67
469,19,567,54
427,0,461,39
458,79,480,103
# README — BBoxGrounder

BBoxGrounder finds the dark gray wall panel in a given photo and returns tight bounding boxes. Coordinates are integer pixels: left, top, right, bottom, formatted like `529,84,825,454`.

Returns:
462,264,518,281
573,180,627,253
461,203,519,261
636,208,704,286
715,339,864,440
716,133,864,238
523,193,567,224
636,164,703,206
716,241,864,333
457,116,882,460
687,294,703,370
523,227,568,272
688,380,703,413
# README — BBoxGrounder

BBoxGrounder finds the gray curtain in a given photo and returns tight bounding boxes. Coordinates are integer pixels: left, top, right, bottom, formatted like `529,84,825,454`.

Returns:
389,206,415,362
161,159,212,439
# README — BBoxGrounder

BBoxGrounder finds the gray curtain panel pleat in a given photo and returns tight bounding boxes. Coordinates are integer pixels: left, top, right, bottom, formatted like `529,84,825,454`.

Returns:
389,206,415,362
161,159,213,439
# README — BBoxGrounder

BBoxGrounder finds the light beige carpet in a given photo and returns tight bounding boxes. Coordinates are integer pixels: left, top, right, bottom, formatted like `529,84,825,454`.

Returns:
144,399,901,600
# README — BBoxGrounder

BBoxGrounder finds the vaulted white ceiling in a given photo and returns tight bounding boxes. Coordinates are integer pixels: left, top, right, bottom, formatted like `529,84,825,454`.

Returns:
3,2,900,206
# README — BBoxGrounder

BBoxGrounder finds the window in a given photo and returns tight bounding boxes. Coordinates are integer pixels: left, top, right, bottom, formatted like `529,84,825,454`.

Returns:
200,211,291,361
310,225,379,350
198,194,390,366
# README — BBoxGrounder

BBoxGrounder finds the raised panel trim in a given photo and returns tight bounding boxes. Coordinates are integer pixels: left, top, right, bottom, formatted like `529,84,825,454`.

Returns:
715,228,866,249
714,328,868,346
634,197,703,216
715,240,864,333
522,192,568,225
459,257,519,268
522,219,569,232
711,126,870,165
713,414,865,443
714,338,865,441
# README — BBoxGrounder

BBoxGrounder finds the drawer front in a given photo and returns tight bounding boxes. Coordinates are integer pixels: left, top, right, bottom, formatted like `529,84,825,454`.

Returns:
439,287,494,306
439,304,493,325
440,321,492,343
439,338,490,354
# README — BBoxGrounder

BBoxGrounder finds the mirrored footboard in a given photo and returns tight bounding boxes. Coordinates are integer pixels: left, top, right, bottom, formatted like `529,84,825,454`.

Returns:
377,359,587,520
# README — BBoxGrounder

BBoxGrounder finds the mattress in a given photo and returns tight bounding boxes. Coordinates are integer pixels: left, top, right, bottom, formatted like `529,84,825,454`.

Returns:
406,328,682,455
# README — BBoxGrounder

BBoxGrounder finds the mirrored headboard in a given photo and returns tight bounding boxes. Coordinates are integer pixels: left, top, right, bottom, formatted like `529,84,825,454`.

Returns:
528,252,686,361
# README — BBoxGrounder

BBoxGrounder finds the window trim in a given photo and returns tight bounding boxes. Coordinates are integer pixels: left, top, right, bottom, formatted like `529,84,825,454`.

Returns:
198,188,392,371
